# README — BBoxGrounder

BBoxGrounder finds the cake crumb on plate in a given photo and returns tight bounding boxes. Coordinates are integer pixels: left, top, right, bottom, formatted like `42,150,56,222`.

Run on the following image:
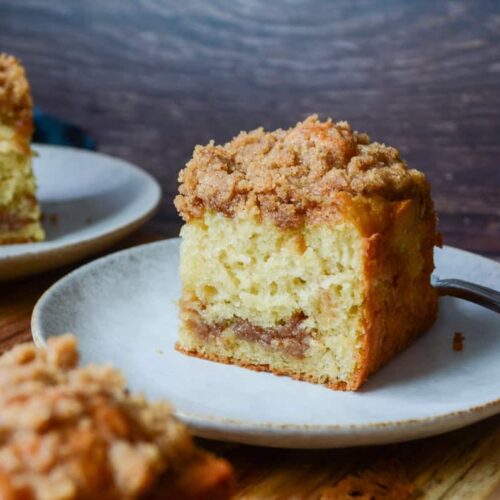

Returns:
453,332,465,352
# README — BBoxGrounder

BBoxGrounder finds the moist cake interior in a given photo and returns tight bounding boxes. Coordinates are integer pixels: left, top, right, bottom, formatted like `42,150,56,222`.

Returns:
179,209,365,384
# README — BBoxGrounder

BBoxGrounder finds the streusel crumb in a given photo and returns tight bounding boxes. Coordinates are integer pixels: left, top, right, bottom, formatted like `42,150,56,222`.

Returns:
0,54,33,152
175,115,430,228
0,335,194,499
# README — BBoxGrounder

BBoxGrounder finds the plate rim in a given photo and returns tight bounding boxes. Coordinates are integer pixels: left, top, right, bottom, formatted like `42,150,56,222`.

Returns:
0,144,162,278
30,239,500,447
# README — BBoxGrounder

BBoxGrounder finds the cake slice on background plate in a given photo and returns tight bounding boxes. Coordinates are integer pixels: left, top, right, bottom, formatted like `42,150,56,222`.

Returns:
0,335,234,499
0,53,44,244
175,115,440,391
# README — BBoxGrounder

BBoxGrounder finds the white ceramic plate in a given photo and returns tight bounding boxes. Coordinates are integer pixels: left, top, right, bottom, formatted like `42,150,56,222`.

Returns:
0,145,161,280
31,240,500,449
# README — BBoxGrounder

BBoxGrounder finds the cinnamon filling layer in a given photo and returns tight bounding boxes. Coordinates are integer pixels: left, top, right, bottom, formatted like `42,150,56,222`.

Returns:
0,195,38,231
188,312,309,358
0,211,33,231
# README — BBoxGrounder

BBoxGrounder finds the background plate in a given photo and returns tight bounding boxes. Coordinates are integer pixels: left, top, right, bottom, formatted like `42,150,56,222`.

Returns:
32,239,500,448
0,145,161,280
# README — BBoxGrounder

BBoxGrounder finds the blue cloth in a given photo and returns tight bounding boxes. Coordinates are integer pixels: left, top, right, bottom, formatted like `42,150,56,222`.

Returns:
33,107,96,150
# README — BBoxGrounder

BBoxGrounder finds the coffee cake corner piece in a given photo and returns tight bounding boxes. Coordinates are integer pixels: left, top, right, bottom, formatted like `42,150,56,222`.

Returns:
175,115,439,390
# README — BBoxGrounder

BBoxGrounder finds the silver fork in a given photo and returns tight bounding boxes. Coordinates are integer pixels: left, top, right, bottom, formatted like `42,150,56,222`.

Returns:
432,276,500,313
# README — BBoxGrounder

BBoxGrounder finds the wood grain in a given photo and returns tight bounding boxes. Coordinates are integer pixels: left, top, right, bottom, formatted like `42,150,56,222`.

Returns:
0,0,499,256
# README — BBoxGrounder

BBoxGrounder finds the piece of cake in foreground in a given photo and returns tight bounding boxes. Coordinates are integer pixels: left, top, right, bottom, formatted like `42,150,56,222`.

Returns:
0,53,44,244
174,115,440,391
0,335,233,499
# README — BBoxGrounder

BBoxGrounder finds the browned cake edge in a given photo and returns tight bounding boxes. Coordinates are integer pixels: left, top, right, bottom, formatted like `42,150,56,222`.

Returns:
175,344,350,391
0,235,43,244
352,198,439,389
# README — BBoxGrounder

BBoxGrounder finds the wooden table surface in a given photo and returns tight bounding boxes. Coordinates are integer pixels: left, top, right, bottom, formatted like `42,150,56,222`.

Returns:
1,1,500,498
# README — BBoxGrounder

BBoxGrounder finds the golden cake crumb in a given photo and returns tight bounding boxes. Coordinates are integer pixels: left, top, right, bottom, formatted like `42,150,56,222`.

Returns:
0,335,233,499
175,115,430,228
453,332,465,351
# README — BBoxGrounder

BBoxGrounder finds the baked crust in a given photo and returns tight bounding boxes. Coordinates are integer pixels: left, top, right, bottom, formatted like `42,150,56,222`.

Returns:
175,115,431,229
176,303,434,393
0,335,233,499
176,344,349,391
0,235,43,244
352,198,439,389
0,53,33,154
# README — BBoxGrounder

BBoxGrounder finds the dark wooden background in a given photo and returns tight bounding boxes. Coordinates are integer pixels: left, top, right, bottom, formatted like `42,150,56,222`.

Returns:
1,0,499,257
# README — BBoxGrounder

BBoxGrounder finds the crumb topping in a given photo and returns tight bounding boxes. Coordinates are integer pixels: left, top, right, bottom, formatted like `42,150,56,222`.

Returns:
0,335,193,499
453,332,465,352
0,54,33,153
175,115,431,228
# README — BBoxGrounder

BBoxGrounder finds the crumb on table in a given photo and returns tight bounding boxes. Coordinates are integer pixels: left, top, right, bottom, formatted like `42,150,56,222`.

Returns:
320,459,414,500
453,332,465,352
48,213,59,225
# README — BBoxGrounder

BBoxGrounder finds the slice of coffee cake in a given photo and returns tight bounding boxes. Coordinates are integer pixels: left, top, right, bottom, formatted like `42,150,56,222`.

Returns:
175,115,439,390
0,53,44,244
